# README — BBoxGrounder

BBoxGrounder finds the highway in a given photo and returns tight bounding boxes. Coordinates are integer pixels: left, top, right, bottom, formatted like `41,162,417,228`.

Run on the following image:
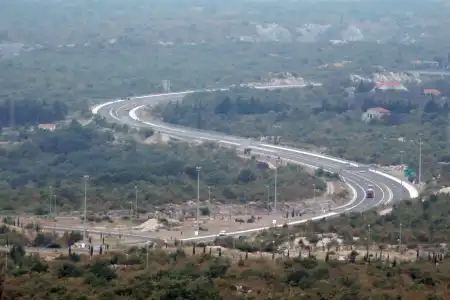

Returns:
406,69,450,76
89,86,419,243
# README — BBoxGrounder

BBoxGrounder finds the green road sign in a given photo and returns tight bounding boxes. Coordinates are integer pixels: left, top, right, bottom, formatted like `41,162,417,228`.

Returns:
404,167,416,178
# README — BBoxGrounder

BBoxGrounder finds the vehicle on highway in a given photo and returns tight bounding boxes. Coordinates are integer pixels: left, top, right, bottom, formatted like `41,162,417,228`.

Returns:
366,185,374,199
218,230,227,236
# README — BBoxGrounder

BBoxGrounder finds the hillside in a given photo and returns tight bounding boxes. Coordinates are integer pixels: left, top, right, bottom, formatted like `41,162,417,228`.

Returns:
0,244,449,299
0,121,323,213
152,83,450,181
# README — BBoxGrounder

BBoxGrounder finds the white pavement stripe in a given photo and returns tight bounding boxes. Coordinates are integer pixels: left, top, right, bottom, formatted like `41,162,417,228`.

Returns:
90,88,420,243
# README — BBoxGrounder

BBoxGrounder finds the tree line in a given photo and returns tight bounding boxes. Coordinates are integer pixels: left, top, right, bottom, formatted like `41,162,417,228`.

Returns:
0,99,68,128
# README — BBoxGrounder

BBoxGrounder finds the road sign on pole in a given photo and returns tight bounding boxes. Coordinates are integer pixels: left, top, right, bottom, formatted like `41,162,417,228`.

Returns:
404,167,416,179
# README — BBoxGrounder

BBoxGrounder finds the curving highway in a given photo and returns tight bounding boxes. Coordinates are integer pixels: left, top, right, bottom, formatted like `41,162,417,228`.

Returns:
91,87,419,242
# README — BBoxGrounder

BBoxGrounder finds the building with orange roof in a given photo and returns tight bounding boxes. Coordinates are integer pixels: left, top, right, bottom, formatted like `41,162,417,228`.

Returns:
424,89,441,96
38,123,57,131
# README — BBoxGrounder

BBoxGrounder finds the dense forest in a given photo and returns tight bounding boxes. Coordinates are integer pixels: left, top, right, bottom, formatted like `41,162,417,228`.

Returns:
0,99,67,127
0,121,323,212
153,79,450,180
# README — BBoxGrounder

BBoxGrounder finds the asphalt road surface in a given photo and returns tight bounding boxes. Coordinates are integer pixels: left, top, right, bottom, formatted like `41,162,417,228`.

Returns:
87,87,418,243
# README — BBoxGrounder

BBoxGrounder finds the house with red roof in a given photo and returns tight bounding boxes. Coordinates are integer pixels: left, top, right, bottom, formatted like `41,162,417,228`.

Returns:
362,107,391,123
373,81,408,91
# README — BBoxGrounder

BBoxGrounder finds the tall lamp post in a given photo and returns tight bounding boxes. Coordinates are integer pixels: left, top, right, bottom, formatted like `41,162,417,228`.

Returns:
418,137,423,187
196,166,202,227
49,185,53,218
266,185,270,214
134,185,138,217
208,186,211,203
53,194,57,218
400,150,404,201
83,175,89,241
274,158,280,215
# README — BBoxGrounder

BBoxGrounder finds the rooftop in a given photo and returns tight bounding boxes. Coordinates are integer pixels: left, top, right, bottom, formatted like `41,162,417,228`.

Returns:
424,89,441,96
367,107,391,114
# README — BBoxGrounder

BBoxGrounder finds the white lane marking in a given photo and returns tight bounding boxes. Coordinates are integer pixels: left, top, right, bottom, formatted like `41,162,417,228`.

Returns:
383,183,394,204
93,84,314,115
93,90,419,200
369,169,418,198
260,155,361,211
108,108,122,122
114,103,129,117
250,146,276,153
181,211,337,242
337,177,368,211
345,171,386,207
130,101,388,211
333,177,359,209
96,91,420,241
219,140,240,146
92,99,125,114
260,143,359,167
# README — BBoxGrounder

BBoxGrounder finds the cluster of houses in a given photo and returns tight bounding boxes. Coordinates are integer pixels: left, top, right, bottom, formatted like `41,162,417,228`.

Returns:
362,83,442,123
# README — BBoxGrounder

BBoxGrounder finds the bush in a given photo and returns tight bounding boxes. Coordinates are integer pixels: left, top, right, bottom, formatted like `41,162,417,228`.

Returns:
57,262,84,278
88,260,117,281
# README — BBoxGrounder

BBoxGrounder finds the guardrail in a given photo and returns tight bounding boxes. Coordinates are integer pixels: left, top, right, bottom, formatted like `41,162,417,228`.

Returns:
93,89,420,201
369,169,419,198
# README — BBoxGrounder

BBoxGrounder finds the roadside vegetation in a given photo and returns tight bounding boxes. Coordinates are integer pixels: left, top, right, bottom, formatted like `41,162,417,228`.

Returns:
231,193,450,254
0,121,323,213
0,237,450,299
153,80,450,180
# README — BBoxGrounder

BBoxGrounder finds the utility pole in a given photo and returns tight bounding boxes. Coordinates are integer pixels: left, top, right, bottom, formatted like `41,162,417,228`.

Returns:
418,138,423,187
53,194,57,218
134,186,138,217
287,220,291,253
83,175,89,241
267,185,270,214
313,184,316,201
208,186,211,203
368,224,371,251
399,223,402,251
49,185,53,218
400,150,404,201
146,243,149,269
196,166,202,227
274,166,278,215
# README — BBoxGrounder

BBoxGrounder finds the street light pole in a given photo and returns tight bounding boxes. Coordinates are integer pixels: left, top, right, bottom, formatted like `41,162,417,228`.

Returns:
49,185,52,218
399,223,402,251
267,185,270,215
418,138,423,187
53,194,57,218
134,186,138,217
196,166,202,226
368,224,371,251
208,186,211,203
313,184,316,201
400,150,404,201
83,175,89,241
274,166,278,215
